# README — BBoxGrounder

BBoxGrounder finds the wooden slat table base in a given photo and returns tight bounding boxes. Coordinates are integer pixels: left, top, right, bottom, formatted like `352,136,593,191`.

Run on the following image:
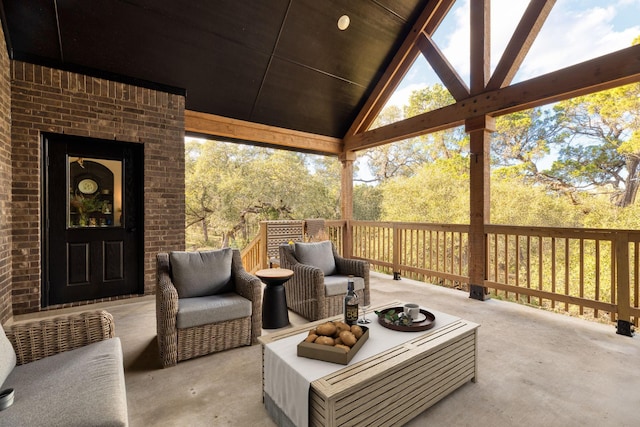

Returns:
261,310,479,427
309,320,478,427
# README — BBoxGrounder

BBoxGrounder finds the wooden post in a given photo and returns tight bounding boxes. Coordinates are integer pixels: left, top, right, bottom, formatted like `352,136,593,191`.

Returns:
467,0,492,300
340,151,356,258
259,221,268,269
466,115,495,300
393,223,402,280
615,232,633,336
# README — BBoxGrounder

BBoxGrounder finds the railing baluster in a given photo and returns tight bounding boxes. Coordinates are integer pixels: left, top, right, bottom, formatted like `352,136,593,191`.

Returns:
526,235,531,304
551,237,556,309
515,234,520,302
579,238,584,316
633,242,640,326
564,237,570,312
611,239,617,323
595,240,601,319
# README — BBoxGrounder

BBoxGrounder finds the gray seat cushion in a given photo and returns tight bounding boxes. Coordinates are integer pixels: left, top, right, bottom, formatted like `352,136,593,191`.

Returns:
324,275,365,297
177,293,252,329
1,338,128,427
170,248,233,298
294,241,336,276
0,323,16,387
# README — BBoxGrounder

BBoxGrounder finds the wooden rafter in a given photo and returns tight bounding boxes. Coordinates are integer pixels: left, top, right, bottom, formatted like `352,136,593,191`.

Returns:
185,111,343,155
469,0,491,94
344,44,640,151
416,33,469,101
486,0,556,91
345,0,456,138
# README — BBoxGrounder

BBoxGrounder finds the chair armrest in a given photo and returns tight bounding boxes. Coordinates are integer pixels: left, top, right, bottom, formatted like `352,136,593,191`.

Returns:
231,250,263,342
334,255,369,279
5,310,115,366
156,252,179,367
334,254,371,306
280,244,328,319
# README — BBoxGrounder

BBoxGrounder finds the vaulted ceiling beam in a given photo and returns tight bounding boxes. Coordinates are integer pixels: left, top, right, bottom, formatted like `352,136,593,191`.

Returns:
416,33,469,100
344,44,640,151
345,0,456,137
185,111,343,155
486,0,556,91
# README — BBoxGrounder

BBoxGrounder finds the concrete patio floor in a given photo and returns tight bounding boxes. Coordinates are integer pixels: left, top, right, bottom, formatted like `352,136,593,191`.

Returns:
25,271,640,426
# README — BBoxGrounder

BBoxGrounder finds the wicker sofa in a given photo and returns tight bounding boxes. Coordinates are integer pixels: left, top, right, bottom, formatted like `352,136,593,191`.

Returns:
156,248,262,368
0,310,128,426
279,241,370,321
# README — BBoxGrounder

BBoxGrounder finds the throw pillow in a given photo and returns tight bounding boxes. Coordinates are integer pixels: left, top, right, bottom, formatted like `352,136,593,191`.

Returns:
170,248,234,298
294,241,337,276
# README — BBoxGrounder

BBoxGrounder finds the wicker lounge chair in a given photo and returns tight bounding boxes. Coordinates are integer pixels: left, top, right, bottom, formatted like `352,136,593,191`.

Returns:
156,248,262,368
279,241,370,321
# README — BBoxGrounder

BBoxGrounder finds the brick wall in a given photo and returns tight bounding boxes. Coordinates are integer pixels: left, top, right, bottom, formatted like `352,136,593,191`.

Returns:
0,26,12,323
11,61,186,315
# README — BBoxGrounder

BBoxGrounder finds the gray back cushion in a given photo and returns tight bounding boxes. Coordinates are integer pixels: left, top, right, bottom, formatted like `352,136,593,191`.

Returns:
295,241,336,276
0,323,17,386
170,249,234,298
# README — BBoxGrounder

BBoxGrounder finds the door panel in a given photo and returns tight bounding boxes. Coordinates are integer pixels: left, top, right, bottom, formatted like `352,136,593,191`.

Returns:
104,240,124,281
44,133,143,306
68,243,90,284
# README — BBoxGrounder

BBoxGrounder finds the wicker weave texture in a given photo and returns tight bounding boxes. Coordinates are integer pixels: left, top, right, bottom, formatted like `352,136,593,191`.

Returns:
6,310,115,365
177,317,251,362
279,243,370,321
156,249,262,368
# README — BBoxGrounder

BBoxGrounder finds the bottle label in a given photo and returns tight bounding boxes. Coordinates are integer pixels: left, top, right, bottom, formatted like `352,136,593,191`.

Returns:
345,304,359,325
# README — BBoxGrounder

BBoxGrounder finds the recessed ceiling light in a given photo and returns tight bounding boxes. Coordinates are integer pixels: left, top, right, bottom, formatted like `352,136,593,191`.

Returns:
337,15,350,31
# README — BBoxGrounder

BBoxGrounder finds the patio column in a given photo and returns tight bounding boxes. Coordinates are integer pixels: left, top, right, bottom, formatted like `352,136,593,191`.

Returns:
466,115,495,301
340,151,356,258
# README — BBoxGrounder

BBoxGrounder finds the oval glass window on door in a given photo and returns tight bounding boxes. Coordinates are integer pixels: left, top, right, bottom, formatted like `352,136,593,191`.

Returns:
68,157,122,228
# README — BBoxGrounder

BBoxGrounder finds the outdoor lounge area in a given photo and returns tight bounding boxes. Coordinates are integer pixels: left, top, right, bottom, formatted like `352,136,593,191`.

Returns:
1,1,640,425
11,271,637,426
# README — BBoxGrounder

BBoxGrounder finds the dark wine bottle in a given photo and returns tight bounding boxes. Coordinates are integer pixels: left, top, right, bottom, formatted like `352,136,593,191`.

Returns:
344,275,359,326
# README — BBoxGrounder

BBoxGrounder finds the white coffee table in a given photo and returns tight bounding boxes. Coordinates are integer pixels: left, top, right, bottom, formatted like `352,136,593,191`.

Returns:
259,302,479,427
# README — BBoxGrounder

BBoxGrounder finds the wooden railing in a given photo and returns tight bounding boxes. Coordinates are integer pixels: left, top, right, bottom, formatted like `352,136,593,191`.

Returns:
483,226,640,327
242,220,639,330
348,221,469,288
240,233,262,274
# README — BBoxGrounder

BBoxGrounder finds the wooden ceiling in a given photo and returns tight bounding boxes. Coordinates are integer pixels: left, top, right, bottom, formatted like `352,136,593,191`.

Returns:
0,0,430,139
1,0,639,156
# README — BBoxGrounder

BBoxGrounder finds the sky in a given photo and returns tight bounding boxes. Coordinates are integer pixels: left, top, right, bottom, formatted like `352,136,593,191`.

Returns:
386,0,640,108
354,0,640,181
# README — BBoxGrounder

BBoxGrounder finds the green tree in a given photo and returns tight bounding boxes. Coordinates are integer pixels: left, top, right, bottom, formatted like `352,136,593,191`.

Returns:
381,156,469,224
491,108,563,178
353,184,383,220
185,139,340,249
361,84,464,183
490,169,582,227
549,82,640,207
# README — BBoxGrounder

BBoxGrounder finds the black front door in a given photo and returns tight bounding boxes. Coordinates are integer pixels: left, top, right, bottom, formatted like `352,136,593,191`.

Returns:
43,133,144,306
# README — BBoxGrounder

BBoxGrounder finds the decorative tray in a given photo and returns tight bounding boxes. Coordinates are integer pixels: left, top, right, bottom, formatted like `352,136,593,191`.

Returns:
297,326,369,365
376,307,436,332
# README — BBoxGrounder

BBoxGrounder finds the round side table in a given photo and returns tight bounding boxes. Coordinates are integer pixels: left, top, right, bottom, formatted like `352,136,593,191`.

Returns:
256,268,294,329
